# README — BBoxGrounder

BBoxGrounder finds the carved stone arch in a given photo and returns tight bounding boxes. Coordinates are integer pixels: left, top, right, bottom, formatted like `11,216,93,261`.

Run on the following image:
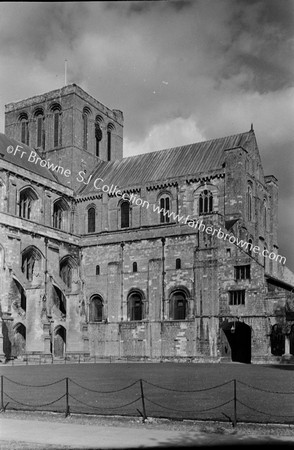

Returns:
50,102,62,112
107,122,115,132
33,107,44,118
156,189,174,202
168,285,191,299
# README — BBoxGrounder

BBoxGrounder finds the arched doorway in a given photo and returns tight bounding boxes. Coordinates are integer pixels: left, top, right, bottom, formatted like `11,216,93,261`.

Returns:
54,326,66,357
13,324,26,357
221,320,251,363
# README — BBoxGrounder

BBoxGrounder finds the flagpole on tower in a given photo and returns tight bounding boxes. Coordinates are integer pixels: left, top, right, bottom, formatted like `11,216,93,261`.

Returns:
64,59,68,86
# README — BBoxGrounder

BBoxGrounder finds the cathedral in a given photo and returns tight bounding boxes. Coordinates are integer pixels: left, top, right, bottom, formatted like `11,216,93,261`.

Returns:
0,83,293,364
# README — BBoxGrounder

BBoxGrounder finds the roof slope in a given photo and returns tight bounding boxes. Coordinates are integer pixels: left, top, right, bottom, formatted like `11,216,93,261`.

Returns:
79,131,253,195
0,133,59,183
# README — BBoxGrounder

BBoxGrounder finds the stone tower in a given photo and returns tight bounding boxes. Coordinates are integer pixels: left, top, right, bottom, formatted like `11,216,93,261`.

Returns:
4,84,124,191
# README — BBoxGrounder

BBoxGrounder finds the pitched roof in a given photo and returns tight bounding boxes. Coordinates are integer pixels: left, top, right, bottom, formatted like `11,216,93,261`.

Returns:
0,133,59,183
79,131,253,195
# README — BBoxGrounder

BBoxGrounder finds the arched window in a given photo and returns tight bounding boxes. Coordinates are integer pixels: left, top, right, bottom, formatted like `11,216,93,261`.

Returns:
88,207,96,233
19,188,38,220
89,295,103,322
51,104,62,148
83,107,91,150
159,195,170,223
176,258,181,270
22,246,42,282
60,259,73,289
107,123,115,161
35,109,44,149
199,190,213,215
95,116,103,157
263,200,267,229
270,324,285,356
133,262,138,273
121,201,130,228
96,265,100,275
53,198,69,230
19,113,29,146
170,290,187,320
247,184,252,221
127,291,143,321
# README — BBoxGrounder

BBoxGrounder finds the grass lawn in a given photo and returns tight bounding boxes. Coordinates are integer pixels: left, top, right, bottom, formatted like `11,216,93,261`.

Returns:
1,362,294,424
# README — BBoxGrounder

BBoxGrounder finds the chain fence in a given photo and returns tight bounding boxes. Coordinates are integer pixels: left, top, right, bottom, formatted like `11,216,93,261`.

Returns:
1,375,294,426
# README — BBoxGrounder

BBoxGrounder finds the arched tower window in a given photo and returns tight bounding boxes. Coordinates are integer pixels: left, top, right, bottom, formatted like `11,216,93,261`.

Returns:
34,109,45,149
121,201,130,228
95,116,103,157
51,104,62,148
83,107,91,150
199,190,213,215
88,207,96,233
107,123,115,161
19,113,29,146
89,295,103,322
176,258,181,270
170,290,188,320
96,265,100,276
127,291,144,321
133,262,138,273
19,187,38,220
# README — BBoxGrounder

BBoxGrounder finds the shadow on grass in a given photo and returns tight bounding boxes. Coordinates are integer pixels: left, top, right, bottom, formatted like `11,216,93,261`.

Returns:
264,365,294,371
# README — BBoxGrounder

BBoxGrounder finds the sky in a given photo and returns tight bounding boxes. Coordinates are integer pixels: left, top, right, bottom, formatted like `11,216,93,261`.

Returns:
0,0,293,270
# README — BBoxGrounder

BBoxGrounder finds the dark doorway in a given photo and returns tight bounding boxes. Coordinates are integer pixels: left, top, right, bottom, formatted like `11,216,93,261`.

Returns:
13,324,26,357
54,326,66,357
290,325,294,355
221,320,251,364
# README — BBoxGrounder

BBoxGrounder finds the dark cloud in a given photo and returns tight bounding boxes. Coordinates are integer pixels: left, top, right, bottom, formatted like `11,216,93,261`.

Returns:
0,0,293,269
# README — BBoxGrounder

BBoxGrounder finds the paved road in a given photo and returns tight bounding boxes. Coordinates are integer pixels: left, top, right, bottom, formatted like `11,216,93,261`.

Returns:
1,418,294,448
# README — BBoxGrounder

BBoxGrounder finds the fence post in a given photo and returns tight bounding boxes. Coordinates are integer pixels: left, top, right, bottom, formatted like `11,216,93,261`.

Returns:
140,379,147,421
65,377,70,417
1,376,4,411
232,379,237,427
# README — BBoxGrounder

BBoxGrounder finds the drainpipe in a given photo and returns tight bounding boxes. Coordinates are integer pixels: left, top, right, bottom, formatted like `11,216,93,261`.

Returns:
120,242,124,320
161,237,166,320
